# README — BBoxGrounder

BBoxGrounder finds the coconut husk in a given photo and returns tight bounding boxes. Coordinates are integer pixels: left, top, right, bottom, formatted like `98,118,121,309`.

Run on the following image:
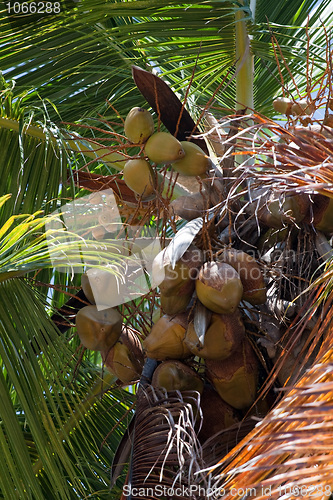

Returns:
143,313,191,360
185,309,245,360
196,261,243,314
75,305,122,351
217,248,267,305
206,339,259,410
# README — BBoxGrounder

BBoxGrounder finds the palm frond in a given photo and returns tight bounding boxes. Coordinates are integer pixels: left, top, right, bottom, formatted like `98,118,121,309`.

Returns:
1,0,332,124
128,386,208,499
0,276,135,499
209,303,333,498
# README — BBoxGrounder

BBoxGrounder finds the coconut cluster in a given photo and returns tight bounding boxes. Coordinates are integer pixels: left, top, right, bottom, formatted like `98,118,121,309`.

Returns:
142,246,265,412
122,107,211,199
76,273,144,385
75,106,267,429
75,244,264,416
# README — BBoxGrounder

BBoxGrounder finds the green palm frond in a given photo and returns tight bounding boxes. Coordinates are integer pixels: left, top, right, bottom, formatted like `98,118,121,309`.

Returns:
0,276,135,499
1,0,332,124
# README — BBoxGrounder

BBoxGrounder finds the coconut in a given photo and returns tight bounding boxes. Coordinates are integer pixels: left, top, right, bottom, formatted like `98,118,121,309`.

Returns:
170,192,210,221
160,293,192,315
256,192,310,229
195,262,243,314
75,305,122,351
81,272,95,304
143,313,191,360
303,194,333,233
144,132,185,164
172,141,211,177
153,244,203,298
185,310,245,360
124,107,154,144
81,268,125,309
291,99,315,116
152,360,204,394
102,328,144,384
218,248,267,305
273,97,293,115
123,158,155,198
205,339,259,410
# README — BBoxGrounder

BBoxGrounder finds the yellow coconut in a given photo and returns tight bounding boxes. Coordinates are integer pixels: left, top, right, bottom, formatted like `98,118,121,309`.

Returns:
102,328,144,384
185,310,245,360
152,360,204,394
160,293,192,315
153,244,203,298
218,248,267,305
123,158,155,198
195,262,243,314
144,131,185,164
124,107,154,144
206,339,259,410
143,313,191,360
75,305,122,351
172,141,211,177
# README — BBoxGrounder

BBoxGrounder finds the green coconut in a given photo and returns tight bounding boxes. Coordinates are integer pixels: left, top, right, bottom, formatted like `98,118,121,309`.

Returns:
123,158,155,198
124,107,154,144
144,132,185,164
172,141,211,176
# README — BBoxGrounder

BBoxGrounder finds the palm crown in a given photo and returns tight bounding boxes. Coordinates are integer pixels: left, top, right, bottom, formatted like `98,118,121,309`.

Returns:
0,0,333,498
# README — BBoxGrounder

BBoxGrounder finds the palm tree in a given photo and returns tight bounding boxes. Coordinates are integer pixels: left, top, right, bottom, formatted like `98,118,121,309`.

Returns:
0,0,332,498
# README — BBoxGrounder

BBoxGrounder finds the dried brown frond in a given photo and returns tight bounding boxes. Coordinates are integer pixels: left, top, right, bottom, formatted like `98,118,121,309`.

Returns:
208,312,333,498
128,386,209,499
